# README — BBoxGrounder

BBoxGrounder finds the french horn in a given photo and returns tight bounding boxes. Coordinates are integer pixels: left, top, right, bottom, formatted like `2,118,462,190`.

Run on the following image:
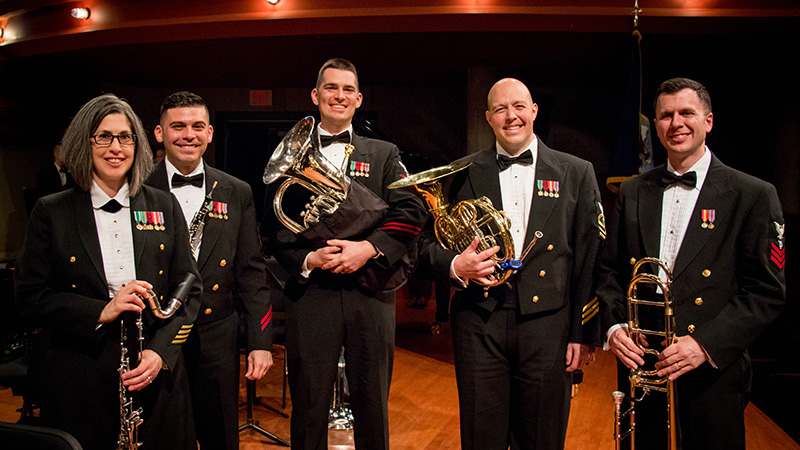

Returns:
388,160,522,287
263,116,351,234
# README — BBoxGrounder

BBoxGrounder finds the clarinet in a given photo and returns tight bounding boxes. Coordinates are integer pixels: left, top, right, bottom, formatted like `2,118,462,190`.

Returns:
116,274,197,449
118,312,144,450
188,181,218,255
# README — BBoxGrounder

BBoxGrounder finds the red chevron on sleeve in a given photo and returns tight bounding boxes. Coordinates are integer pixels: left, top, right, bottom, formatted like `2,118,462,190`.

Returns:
771,243,785,269
261,305,273,331
380,222,421,234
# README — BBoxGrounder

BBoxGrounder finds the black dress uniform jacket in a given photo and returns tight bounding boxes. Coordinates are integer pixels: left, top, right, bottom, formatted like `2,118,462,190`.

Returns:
147,161,272,450
262,131,427,450
418,140,603,450
16,185,202,450
596,153,786,450
421,141,602,339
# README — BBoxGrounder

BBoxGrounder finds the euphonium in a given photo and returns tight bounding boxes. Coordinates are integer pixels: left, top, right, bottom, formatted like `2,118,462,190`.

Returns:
263,116,351,234
388,160,527,287
612,257,679,450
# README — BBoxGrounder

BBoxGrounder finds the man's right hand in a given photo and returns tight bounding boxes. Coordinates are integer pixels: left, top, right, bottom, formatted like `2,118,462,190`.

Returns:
306,244,344,271
608,327,647,369
452,237,499,286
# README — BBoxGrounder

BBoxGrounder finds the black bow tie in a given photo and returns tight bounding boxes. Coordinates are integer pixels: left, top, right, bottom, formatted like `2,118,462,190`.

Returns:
320,131,350,147
497,150,533,171
172,173,204,188
659,169,697,188
100,199,123,213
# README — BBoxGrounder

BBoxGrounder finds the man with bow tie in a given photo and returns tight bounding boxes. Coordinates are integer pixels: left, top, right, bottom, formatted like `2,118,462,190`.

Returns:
146,91,273,450
261,58,426,450
597,78,786,449
419,78,602,450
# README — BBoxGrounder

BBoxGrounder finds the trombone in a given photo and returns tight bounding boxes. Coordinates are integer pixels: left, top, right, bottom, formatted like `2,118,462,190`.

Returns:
612,257,679,450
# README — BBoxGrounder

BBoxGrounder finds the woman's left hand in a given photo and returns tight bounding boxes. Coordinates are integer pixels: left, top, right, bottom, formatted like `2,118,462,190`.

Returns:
121,349,163,391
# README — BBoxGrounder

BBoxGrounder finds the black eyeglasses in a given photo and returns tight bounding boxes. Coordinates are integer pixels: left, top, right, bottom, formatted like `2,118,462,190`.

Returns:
91,133,137,146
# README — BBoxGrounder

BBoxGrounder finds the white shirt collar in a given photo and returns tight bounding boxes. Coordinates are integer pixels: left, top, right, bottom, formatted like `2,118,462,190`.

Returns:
666,146,712,191
165,158,204,183
495,135,539,165
318,125,354,137
90,180,130,209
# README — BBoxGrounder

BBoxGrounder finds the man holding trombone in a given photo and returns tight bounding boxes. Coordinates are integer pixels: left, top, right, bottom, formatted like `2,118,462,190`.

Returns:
598,78,786,449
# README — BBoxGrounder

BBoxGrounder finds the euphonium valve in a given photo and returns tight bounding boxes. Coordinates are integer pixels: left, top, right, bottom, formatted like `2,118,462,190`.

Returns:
388,159,523,287
263,116,351,234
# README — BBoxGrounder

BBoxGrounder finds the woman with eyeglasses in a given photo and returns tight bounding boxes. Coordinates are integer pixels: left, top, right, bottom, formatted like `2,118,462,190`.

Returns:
16,94,202,450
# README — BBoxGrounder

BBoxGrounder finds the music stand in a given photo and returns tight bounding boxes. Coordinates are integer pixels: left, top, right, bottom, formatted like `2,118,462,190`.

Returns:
239,378,290,446
238,259,290,446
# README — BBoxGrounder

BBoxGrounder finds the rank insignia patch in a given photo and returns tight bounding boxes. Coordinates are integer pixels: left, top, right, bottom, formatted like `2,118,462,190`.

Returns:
171,324,193,344
261,306,273,331
598,202,606,240
771,221,785,269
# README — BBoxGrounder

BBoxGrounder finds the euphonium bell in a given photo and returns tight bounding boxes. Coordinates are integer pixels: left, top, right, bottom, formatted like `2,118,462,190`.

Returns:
388,160,520,287
263,116,351,234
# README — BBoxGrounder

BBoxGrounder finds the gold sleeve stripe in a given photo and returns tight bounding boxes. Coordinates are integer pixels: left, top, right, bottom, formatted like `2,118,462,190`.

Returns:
171,338,188,344
180,324,194,330
582,297,600,325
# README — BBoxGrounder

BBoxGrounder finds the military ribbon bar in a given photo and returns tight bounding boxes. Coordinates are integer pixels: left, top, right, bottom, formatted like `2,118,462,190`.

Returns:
537,180,560,198
701,209,716,229
209,201,228,220
349,161,370,178
134,211,165,231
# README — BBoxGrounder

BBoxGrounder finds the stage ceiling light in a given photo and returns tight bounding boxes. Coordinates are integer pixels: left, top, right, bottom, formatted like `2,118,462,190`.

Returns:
71,8,91,20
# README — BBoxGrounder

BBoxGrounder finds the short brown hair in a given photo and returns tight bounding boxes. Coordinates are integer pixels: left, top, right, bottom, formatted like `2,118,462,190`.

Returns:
159,91,209,121
654,78,712,114
315,58,359,90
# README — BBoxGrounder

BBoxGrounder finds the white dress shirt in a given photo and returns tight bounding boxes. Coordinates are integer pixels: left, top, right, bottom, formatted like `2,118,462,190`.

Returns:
319,125,354,173
90,180,136,299
497,139,538,257
450,138,538,285
605,147,712,349
658,147,711,282
166,159,205,259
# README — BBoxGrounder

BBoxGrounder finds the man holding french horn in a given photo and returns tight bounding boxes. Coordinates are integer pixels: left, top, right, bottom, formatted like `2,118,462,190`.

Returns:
597,78,786,449
416,78,603,450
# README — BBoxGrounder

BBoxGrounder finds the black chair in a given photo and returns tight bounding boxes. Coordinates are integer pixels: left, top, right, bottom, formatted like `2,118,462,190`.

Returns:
0,421,82,450
0,261,39,421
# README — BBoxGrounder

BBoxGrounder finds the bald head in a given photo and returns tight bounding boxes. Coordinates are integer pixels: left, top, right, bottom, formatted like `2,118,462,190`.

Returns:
485,78,538,155
487,78,533,109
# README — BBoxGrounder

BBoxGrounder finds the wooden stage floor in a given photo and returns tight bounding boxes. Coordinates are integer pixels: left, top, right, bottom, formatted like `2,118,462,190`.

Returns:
1,298,798,449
